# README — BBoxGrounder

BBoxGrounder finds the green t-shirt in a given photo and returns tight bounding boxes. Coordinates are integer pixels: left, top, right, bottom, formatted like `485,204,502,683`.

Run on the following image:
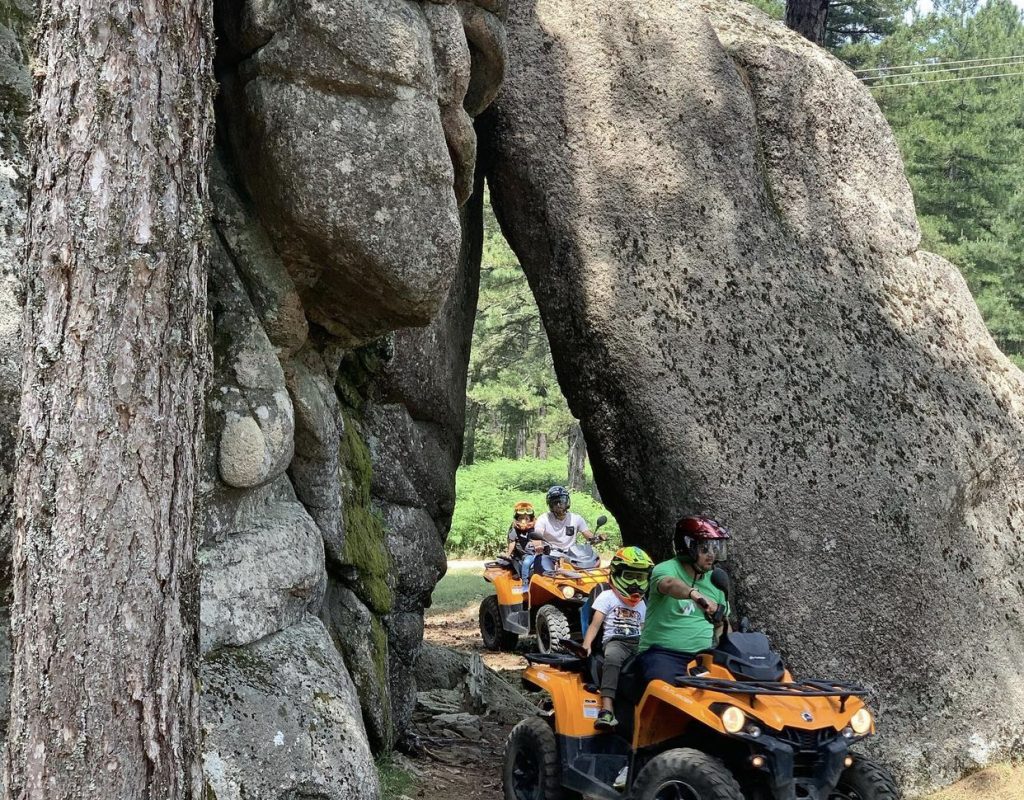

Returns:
638,558,729,654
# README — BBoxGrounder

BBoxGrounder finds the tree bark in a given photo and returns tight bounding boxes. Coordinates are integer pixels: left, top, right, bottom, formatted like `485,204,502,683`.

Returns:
567,422,586,491
785,0,831,44
463,401,480,465
6,0,214,797
514,420,528,459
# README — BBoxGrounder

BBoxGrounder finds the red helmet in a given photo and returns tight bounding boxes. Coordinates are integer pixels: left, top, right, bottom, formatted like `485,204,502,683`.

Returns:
674,516,730,565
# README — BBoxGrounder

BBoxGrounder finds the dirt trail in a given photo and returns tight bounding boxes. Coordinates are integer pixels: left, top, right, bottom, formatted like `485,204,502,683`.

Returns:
401,603,529,800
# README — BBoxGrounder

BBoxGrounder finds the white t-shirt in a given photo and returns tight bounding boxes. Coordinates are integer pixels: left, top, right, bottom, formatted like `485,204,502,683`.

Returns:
534,511,589,549
593,588,646,644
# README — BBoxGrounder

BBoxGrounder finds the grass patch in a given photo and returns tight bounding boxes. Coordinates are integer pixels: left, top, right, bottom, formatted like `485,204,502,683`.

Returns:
376,753,416,800
428,569,490,615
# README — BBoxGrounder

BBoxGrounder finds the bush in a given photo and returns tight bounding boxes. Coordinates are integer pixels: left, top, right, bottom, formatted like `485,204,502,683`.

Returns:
447,457,620,557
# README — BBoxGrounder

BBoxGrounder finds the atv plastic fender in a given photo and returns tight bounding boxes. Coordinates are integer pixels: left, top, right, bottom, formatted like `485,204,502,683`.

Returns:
523,664,606,738
521,664,630,800
633,679,734,750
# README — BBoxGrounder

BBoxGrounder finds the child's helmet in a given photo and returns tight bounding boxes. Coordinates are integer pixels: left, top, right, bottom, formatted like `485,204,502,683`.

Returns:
513,501,536,532
609,546,654,605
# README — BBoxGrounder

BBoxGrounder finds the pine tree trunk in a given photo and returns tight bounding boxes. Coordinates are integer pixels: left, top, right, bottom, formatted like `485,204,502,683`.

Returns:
6,0,214,796
514,420,528,459
785,0,830,44
567,422,587,491
534,432,548,460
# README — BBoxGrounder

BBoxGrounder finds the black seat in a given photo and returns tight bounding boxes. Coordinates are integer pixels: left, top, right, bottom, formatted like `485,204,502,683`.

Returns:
524,651,587,671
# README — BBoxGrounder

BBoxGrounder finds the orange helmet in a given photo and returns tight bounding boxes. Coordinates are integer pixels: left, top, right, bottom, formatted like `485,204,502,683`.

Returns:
513,501,536,532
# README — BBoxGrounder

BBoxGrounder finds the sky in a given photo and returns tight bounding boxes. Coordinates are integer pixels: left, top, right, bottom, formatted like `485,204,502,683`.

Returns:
916,0,1024,11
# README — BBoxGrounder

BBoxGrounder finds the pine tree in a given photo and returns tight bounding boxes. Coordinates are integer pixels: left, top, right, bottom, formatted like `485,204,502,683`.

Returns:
838,0,1024,364
6,0,214,796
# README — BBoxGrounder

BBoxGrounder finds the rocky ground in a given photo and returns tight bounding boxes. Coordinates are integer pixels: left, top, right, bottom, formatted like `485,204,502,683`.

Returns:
402,609,534,800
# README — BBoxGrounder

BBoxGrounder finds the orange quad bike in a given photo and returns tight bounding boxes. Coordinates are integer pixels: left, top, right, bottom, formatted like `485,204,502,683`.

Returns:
503,607,900,800
480,516,612,654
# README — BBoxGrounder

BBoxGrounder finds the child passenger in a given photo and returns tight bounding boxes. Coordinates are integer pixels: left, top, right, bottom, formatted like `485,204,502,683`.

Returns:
581,546,655,729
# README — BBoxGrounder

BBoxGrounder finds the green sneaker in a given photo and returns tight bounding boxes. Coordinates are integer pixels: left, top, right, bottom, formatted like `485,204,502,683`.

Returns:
594,710,618,730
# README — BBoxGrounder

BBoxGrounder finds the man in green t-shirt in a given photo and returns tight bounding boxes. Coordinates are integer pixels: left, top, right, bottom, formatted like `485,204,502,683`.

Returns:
637,516,731,686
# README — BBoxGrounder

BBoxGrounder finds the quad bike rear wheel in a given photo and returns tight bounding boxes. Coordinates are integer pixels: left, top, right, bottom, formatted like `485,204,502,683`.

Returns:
630,748,744,800
480,595,519,652
829,757,901,800
535,605,571,655
503,717,564,800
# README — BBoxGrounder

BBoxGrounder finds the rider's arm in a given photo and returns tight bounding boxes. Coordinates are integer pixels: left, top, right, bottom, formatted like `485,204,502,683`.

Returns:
656,576,697,599
658,576,721,614
582,610,605,654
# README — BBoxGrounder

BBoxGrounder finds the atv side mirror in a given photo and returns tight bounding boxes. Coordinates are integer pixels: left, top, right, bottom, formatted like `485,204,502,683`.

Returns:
739,616,751,633
711,566,731,599
595,515,608,529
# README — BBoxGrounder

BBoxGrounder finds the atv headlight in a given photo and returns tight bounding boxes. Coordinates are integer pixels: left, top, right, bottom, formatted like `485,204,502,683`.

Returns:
561,586,575,599
850,708,873,735
721,706,746,734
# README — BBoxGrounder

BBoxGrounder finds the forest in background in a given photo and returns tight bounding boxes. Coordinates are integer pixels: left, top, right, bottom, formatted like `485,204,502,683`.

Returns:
450,0,1024,557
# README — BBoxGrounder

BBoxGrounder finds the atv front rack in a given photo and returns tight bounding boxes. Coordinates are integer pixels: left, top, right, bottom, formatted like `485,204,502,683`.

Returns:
671,675,868,711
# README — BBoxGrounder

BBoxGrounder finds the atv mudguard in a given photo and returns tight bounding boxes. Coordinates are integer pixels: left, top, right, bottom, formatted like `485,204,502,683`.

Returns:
484,565,530,634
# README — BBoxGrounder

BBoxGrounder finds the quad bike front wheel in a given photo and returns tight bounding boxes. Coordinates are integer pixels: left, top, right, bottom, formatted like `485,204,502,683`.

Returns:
829,757,901,800
535,605,571,654
480,595,519,652
503,717,564,800
630,748,744,800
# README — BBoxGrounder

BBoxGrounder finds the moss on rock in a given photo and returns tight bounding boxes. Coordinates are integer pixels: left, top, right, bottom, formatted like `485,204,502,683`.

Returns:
339,409,394,615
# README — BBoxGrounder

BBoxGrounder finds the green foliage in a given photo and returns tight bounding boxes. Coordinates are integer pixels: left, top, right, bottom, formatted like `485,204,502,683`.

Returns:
447,457,621,557
376,753,416,800
427,569,490,614
339,411,394,614
826,0,914,47
465,196,576,463
835,0,1024,367
746,0,785,19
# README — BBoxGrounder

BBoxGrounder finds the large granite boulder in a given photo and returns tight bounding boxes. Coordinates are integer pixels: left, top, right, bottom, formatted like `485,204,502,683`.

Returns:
216,0,504,344
483,0,1024,791
197,0,505,790
366,183,484,734
202,616,379,800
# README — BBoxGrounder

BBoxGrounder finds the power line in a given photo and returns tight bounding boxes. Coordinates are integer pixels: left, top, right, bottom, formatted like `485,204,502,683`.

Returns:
861,56,1024,82
868,68,1024,88
853,54,1024,74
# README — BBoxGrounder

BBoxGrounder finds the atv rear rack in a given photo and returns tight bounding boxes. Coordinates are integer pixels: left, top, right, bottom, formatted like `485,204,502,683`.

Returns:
671,675,868,711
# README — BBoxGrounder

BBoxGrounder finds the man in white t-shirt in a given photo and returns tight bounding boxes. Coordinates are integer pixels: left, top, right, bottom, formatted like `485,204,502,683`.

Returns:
534,485,595,551
580,546,654,729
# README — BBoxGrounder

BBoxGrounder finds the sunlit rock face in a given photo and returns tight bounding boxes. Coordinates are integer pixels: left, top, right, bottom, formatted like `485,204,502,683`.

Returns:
484,0,1024,792
216,0,505,344
200,0,504,796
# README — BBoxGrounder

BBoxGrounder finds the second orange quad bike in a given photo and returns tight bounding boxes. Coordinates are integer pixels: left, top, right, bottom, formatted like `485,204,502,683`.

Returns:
480,516,612,654
503,577,900,800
